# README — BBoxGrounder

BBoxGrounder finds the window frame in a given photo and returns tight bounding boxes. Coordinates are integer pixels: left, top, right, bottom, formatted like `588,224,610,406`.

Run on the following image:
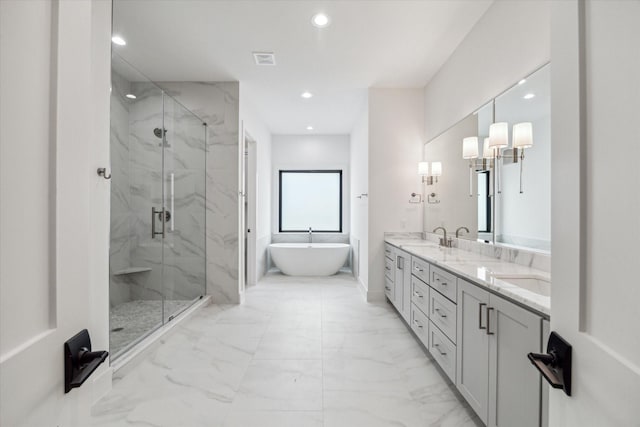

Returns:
278,169,343,233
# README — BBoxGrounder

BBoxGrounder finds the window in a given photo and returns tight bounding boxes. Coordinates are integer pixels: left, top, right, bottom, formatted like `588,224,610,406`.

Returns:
279,170,342,232
477,170,491,232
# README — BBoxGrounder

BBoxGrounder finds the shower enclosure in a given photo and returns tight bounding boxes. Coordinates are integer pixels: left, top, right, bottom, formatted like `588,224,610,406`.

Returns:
109,54,206,358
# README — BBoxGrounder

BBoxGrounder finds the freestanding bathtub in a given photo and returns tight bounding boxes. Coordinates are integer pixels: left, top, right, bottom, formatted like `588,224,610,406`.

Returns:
269,243,350,276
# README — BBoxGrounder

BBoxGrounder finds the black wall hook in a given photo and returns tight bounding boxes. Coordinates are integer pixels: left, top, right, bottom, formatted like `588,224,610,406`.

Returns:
64,329,108,393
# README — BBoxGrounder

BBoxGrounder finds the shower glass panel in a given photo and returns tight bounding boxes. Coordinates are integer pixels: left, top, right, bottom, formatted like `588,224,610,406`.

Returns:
109,54,206,359
161,95,207,322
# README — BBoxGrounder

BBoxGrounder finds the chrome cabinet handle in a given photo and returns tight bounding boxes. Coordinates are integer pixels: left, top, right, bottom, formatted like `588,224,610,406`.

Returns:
414,265,423,272
479,303,487,330
385,285,391,291
486,306,495,335
433,343,447,356
413,319,423,329
434,308,447,318
397,256,404,270
413,291,423,299
385,266,391,271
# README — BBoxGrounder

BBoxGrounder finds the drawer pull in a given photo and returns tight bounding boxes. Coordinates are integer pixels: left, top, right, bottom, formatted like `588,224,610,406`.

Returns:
385,266,391,271
385,286,391,291
479,302,487,330
434,308,447,318
413,291,423,299
486,306,495,335
435,276,447,285
414,265,424,272
413,319,423,329
433,343,447,356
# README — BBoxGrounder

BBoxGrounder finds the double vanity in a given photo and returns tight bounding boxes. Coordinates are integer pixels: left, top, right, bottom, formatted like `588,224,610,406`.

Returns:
384,236,550,427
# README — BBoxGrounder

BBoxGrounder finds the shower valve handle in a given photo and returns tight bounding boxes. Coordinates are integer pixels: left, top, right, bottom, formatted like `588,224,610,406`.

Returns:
151,207,166,238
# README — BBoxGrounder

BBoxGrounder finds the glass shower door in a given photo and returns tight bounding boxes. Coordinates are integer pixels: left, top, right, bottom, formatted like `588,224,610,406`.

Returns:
109,54,165,357
161,95,207,322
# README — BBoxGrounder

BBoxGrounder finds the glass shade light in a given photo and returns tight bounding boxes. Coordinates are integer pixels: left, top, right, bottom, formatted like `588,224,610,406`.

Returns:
513,122,533,148
462,137,479,159
418,161,429,176
431,162,442,177
489,122,509,148
482,137,494,159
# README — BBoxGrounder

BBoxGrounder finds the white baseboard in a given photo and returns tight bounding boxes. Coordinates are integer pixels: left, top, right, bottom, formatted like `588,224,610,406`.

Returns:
356,277,368,300
366,289,386,302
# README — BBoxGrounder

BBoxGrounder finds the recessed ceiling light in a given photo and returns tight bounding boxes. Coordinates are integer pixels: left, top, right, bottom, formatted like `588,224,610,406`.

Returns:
111,35,126,46
523,93,535,100
311,13,330,28
126,93,137,99
301,91,313,99
518,79,527,85
306,126,314,131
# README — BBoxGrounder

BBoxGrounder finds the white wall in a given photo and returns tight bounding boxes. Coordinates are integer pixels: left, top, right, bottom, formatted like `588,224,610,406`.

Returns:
367,88,425,301
350,102,369,291
1,1,112,424
423,0,551,141
239,90,272,281
271,134,350,237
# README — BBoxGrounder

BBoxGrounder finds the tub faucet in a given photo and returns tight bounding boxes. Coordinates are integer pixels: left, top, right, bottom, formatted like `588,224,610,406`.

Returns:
456,226,470,238
433,227,452,248
308,227,313,243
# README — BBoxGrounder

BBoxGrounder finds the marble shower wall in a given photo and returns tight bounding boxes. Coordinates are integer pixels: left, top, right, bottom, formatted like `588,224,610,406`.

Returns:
109,75,240,307
158,82,241,304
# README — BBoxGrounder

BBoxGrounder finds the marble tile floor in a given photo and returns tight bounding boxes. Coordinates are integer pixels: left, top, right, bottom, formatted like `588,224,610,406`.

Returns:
93,273,481,427
110,299,195,356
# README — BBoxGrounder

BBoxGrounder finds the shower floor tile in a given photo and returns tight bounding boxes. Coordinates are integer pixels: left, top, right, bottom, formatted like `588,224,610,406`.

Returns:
110,299,193,356
94,273,481,427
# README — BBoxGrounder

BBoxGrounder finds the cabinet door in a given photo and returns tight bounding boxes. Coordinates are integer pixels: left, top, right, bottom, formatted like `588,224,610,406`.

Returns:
456,280,490,425
394,250,411,323
487,295,542,427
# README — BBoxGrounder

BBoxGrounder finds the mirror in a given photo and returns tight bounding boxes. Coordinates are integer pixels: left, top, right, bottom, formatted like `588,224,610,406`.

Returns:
423,63,550,252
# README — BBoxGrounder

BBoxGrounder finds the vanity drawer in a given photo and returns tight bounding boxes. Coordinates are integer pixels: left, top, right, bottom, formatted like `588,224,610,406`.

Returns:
384,244,395,260
384,276,394,301
411,276,429,315
384,257,394,280
428,320,456,383
411,303,429,347
429,289,457,343
431,265,457,303
411,256,430,284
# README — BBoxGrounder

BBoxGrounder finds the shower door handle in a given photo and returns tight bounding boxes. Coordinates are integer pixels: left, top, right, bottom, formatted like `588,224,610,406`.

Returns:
151,207,165,239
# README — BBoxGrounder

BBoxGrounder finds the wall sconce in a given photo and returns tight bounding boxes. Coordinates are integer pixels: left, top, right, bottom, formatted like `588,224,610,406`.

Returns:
489,122,509,194
513,122,533,193
418,161,442,185
462,137,479,197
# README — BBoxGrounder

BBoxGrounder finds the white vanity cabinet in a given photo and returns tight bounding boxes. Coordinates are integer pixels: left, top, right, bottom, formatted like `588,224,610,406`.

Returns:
394,249,412,323
457,279,542,427
384,244,396,302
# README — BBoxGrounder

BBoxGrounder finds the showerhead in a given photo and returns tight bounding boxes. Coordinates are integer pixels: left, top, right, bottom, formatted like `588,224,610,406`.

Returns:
153,128,166,139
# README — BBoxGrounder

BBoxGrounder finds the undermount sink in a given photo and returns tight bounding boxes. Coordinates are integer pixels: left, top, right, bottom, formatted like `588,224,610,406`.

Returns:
490,274,551,297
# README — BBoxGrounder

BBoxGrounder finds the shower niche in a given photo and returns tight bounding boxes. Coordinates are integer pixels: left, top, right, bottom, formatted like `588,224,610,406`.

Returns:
109,54,206,358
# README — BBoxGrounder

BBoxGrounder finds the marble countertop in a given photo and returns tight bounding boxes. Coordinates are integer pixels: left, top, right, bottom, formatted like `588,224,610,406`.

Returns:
385,238,550,317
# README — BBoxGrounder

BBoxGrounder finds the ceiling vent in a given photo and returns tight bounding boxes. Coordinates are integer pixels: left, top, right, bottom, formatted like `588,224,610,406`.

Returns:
253,52,276,66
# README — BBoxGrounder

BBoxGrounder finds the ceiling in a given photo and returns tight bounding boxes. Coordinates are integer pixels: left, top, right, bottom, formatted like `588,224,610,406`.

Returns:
112,0,493,135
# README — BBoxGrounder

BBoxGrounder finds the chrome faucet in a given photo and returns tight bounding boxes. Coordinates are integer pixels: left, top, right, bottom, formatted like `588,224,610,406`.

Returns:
433,227,453,248
308,227,313,243
456,226,470,238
